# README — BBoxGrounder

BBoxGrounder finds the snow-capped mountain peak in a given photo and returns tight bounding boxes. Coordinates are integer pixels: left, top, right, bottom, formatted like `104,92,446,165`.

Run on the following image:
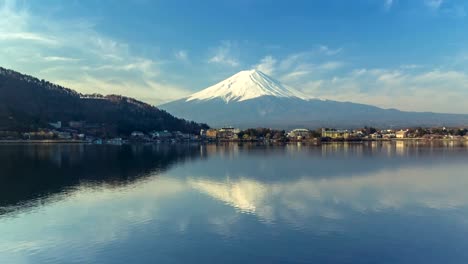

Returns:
161,69,468,129
186,69,310,103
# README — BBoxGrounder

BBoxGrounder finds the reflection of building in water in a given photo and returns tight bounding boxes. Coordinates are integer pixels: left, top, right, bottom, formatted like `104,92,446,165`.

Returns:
321,143,361,157
205,144,219,156
395,141,406,156
23,144,87,167
204,143,240,159
353,143,363,157
51,146,63,167
131,144,148,155
383,142,394,157
199,144,205,158
285,143,300,154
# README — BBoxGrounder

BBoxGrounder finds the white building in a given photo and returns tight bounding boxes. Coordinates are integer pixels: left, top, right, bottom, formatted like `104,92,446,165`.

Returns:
131,131,145,137
396,130,408,139
288,129,310,139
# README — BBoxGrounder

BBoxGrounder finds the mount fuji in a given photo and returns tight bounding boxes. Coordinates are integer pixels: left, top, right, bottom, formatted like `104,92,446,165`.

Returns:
160,69,468,129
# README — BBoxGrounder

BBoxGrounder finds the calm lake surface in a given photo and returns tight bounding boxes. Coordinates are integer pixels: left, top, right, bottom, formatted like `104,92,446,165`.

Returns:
1,142,468,263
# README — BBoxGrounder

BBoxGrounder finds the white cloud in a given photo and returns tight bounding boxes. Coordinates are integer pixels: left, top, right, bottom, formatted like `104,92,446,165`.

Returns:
384,0,394,10
423,0,466,17
0,32,57,44
42,56,81,62
175,50,188,61
247,43,468,114
1,145,468,257
400,64,421,69
208,41,239,67
1,0,467,113
425,0,444,9
84,58,158,77
251,48,345,84
281,70,311,81
254,55,276,75
0,0,185,105
297,67,468,114
0,1,56,44
318,45,342,56
278,52,307,71
317,61,345,71
188,162,468,224
55,74,191,105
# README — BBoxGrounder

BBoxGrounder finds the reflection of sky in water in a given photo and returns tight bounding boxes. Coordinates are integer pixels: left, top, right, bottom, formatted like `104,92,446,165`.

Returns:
1,143,468,263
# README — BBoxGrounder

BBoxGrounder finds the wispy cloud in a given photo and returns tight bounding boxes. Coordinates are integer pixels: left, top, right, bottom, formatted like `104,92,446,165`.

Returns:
384,0,393,10
0,1,56,44
175,50,189,61
249,45,468,114
425,0,444,9
43,56,81,62
317,61,345,71
297,67,468,114
208,41,239,67
281,70,311,81
0,32,57,44
1,0,467,113
254,56,276,75
384,0,394,10
400,64,422,69
440,2,467,17
85,58,158,77
56,75,190,105
252,49,346,83
423,0,466,18
0,0,187,105
318,45,343,56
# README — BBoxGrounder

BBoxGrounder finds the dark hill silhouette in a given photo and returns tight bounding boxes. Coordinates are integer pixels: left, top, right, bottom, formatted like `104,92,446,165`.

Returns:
0,67,208,135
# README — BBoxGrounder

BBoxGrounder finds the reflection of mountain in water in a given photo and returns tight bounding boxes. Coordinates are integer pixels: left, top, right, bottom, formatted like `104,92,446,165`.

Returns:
189,163,468,226
185,142,468,182
1,142,467,216
0,144,203,212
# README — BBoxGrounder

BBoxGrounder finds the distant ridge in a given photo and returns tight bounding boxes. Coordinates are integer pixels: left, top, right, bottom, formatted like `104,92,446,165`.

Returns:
160,69,468,129
0,66,208,135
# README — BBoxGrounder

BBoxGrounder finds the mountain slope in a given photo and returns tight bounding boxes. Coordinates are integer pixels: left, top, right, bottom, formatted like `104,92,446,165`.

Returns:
160,70,468,129
0,67,208,134
187,69,309,102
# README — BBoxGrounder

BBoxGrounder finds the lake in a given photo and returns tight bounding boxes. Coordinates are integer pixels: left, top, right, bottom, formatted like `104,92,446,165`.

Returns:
1,142,468,263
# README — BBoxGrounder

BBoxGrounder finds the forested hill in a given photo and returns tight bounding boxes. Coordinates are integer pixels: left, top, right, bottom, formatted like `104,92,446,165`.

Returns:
0,67,208,135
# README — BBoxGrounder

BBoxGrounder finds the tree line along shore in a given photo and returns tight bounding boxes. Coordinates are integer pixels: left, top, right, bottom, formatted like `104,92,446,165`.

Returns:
0,126,467,145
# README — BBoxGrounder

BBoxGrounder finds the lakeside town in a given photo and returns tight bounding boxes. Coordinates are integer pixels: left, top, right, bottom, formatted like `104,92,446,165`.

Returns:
0,120,467,144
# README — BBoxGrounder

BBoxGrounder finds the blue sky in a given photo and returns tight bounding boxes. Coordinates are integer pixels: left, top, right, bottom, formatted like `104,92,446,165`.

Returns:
1,0,468,113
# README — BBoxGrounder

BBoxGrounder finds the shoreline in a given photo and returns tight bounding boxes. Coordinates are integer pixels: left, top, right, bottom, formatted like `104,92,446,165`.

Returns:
0,138,467,145
0,140,88,144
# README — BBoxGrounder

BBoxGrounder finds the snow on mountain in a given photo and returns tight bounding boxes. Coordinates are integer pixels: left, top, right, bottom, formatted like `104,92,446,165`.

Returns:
160,70,468,129
186,69,311,103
